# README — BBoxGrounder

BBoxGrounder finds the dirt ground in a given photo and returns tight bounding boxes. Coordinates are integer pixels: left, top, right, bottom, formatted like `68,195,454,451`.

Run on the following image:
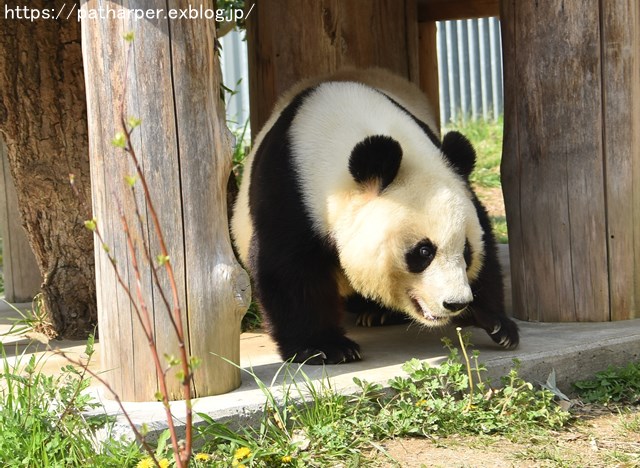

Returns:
364,404,640,467
473,186,505,218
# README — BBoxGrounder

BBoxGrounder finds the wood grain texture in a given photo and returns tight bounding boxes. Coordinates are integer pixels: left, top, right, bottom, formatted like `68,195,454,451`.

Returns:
247,0,420,134
81,0,249,401
601,0,640,320
418,0,499,21
418,21,440,133
501,0,639,322
0,141,41,302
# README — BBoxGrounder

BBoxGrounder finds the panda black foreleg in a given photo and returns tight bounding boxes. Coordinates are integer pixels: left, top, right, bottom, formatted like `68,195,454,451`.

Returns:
452,263,519,349
251,248,361,365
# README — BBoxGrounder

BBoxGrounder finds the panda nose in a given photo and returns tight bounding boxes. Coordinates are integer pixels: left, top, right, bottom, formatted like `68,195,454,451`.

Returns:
443,301,470,312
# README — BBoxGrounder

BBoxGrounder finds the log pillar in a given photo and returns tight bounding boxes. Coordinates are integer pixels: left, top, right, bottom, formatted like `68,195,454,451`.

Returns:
81,0,250,401
0,141,41,302
500,0,640,322
246,0,420,133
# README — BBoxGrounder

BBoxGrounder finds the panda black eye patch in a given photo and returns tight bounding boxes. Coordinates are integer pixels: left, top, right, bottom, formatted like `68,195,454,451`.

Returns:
406,239,437,273
464,240,472,268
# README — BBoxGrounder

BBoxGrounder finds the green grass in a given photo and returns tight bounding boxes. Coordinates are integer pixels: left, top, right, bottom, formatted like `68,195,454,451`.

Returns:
444,116,507,243
444,115,504,189
573,361,640,404
0,337,142,466
193,331,570,466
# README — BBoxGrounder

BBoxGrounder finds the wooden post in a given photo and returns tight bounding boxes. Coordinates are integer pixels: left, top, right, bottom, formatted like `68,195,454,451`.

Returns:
246,0,420,133
418,21,440,132
500,0,640,322
81,1,250,401
0,141,41,302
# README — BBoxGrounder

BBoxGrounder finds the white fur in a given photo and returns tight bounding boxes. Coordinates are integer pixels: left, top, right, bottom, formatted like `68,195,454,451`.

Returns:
231,69,485,326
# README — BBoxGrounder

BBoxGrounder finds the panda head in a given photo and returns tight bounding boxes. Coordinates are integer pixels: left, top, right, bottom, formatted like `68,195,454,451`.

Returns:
334,132,484,327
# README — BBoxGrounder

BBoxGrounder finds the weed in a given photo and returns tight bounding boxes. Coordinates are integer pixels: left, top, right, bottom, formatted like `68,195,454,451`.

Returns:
573,361,640,404
192,331,569,467
0,338,141,466
1,294,56,340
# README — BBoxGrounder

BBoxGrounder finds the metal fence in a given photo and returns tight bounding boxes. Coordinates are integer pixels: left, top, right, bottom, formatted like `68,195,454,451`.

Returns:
219,17,504,130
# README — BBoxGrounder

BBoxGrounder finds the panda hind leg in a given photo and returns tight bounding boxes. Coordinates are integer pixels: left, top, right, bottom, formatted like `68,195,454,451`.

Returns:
346,294,410,327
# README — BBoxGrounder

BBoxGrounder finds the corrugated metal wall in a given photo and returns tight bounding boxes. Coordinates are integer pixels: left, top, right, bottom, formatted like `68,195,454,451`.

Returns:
438,17,503,123
219,17,503,130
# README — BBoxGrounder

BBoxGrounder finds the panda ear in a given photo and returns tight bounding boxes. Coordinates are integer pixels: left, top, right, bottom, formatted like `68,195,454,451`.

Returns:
349,135,402,192
441,131,476,180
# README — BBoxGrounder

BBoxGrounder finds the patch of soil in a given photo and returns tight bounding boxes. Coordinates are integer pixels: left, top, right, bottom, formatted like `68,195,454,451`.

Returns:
364,405,640,467
473,186,505,219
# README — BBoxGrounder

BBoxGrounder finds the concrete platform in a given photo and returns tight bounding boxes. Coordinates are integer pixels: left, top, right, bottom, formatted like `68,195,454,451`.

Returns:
2,246,640,440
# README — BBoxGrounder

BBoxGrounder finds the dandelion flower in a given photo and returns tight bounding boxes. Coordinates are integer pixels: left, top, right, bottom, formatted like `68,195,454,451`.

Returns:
281,455,293,463
234,446,252,460
195,453,211,461
136,458,155,468
158,459,170,468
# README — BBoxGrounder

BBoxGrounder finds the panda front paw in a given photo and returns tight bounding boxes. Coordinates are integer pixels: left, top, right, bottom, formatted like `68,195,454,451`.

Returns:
284,336,362,365
487,317,519,350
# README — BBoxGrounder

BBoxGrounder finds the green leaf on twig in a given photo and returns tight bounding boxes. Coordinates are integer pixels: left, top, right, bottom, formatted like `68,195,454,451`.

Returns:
111,132,127,148
124,175,138,187
189,356,202,371
164,353,181,367
127,116,142,129
84,218,97,231
156,254,170,266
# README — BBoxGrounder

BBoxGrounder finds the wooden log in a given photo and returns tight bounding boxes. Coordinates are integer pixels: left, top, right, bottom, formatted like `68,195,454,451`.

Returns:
418,0,499,21
600,0,640,320
418,21,440,132
501,0,640,322
0,141,41,303
81,0,250,401
247,0,420,134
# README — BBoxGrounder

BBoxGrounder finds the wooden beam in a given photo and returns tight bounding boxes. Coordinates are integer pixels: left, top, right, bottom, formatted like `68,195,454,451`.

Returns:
0,141,41,302
418,0,499,21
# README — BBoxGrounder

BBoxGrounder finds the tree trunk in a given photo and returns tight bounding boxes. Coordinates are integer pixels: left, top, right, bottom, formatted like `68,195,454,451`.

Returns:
0,0,96,337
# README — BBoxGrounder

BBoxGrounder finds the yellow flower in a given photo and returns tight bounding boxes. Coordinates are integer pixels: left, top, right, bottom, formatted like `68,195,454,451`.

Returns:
195,453,211,461
234,446,252,460
136,458,155,468
415,399,427,407
281,455,293,463
136,457,170,468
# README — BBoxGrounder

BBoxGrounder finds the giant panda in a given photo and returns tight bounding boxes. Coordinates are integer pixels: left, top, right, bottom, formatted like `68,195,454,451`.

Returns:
231,68,519,364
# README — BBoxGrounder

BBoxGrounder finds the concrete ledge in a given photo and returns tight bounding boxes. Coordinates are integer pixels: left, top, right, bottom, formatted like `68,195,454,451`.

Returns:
89,317,640,441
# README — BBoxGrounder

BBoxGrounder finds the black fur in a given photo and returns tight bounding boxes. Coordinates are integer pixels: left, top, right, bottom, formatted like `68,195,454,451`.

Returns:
247,87,360,364
441,131,477,179
349,135,402,191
